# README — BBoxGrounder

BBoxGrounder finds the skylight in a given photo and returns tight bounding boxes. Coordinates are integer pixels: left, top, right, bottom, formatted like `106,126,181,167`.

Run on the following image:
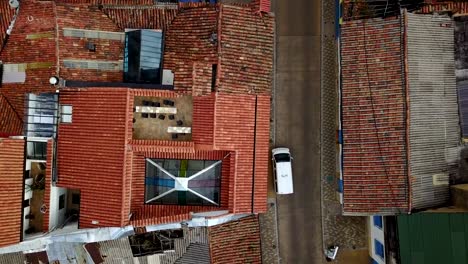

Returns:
145,159,221,206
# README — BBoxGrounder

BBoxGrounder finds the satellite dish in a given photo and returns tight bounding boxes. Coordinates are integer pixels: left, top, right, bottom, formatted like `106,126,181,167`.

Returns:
9,0,19,8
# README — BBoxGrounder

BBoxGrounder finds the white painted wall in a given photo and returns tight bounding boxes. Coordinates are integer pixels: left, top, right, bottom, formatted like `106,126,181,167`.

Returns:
23,206,30,233
24,178,33,200
48,186,67,230
369,216,385,264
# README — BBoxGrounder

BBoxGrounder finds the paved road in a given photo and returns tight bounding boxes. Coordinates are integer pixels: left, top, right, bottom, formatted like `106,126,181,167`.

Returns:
272,0,323,263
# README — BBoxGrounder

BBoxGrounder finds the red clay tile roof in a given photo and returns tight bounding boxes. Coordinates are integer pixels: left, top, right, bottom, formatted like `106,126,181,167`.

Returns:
57,87,270,227
102,6,178,30
0,0,57,117
57,88,132,228
217,5,274,94
163,6,218,92
0,95,23,137
0,1,15,50
418,1,468,14
213,93,270,213
0,138,24,247
55,0,154,4
192,94,215,146
209,215,262,264
55,3,124,82
341,18,409,214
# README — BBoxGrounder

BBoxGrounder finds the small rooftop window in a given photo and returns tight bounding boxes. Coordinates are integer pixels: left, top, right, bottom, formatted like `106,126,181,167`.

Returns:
61,105,72,123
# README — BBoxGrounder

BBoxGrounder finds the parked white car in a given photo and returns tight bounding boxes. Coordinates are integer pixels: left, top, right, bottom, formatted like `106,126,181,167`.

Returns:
271,147,294,195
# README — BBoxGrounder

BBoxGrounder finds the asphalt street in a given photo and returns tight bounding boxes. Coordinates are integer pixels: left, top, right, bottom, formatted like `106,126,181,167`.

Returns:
272,0,323,263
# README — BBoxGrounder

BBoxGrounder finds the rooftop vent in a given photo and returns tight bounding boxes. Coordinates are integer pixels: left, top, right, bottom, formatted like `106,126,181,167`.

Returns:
124,30,164,84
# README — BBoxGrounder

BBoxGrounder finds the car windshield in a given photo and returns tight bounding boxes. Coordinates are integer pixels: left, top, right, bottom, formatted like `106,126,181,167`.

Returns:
274,153,290,163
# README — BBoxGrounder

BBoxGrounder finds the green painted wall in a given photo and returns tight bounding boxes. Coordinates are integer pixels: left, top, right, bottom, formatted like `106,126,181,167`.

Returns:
398,213,468,264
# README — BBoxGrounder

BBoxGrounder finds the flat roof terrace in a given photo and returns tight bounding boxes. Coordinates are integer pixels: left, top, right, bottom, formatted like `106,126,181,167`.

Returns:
132,95,193,141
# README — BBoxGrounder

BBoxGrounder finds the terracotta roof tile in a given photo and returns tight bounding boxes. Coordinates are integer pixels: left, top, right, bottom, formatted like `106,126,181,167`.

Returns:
209,215,262,264
253,95,270,212
0,95,23,137
0,138,24,247
214,93,269,214
55,3,125,82
163,6,218,92
57,88,131,228
102,6,177,30
419,1,468,14
217,5,274,95
55,0,154,4
192,94,215,146
0,2,15,49
0,0,57,117
341,18,409,214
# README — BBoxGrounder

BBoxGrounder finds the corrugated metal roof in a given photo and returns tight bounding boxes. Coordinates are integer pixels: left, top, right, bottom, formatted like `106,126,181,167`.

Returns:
458,80,468,136
0,251,26,264
398,213,468,264
0,138,24,247
47,242,87,264
406,13,459,210
174,243,210,264
98,237,134,263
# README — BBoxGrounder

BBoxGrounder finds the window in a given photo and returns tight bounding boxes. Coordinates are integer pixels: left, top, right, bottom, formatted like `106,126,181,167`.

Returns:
373,215,383,229
27,141,47,160
61,105,72,123
374,239,384,260
72,193,80,204
23,199,30,208
145,159,221,206
274,153,290,163
59,194,65,210
124,30,164,84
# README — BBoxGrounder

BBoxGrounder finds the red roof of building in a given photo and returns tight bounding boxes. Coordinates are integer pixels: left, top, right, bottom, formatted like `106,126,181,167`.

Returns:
0,95,23,137
0,0,272,230
208,215,262,264
341,18,409,214
217,5,274,94
102,6,178,30
0,138,24,247
0,0,57,118
0,1,15,49
57,87,270,228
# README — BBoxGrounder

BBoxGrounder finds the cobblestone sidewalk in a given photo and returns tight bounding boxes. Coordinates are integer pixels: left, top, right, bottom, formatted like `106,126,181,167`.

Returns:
259,198,279,264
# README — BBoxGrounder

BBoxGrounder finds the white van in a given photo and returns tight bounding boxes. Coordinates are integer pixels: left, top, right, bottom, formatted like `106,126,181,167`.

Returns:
271,147,294,195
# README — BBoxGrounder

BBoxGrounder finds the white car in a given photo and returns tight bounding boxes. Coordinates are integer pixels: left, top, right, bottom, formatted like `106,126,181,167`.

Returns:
271,147,294,195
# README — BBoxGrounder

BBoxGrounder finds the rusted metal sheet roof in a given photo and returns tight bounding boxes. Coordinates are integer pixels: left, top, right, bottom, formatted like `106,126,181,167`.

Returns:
406,13,459,210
